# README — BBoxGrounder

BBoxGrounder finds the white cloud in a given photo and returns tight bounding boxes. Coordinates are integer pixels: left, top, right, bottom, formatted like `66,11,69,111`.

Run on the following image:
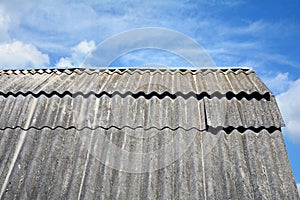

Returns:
277,78,300,143
0,40,49,69
0,0,298,70
0,1,247,53
55,40,96,67
297,183,300,197
72,40,96,55
55,57,72,68
262,72,291,95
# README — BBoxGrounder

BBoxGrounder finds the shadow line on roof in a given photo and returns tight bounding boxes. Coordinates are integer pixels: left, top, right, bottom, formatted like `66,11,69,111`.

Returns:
0,125,281,134
0,91,271,101
0,125,205,132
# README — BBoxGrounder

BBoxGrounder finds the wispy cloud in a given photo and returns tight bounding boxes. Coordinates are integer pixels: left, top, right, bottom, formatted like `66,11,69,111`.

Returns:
277,78,300,143
110,49,192,67
0,5,11,42
257,53,299,69
83,28,216,68
262,72,291,95
0,0,299,71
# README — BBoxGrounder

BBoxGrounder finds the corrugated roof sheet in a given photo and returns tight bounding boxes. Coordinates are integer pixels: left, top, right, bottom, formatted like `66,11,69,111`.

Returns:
0,68,298,199
0,129,298,199
0,95,206,130
0,68,269,94
0,68,284,130
204,96,284,128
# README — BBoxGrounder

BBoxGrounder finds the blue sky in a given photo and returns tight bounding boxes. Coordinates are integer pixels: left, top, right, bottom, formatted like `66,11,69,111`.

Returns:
0,0,299,193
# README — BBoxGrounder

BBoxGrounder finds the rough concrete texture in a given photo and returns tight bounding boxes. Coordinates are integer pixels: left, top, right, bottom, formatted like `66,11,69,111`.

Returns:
0,68,298,199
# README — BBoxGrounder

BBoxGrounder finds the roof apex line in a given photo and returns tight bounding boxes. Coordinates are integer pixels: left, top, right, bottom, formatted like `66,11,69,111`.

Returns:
0,67,254,76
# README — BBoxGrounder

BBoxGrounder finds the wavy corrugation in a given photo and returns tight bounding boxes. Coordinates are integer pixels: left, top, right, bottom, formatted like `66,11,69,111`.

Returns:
0,68,269,95
0,67,297,199
0,95,282,130
204,96,284,128
0,95,205,130
0,128,298,199
0,68,253,75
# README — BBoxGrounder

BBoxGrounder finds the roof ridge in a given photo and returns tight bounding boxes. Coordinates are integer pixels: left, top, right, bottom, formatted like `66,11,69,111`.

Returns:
0,67,254,75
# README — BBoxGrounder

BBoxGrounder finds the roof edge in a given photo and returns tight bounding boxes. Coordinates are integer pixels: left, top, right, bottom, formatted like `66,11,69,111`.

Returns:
0,67,254,76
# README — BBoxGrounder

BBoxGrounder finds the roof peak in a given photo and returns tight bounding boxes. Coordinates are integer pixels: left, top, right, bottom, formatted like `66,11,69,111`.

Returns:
0,67,254,75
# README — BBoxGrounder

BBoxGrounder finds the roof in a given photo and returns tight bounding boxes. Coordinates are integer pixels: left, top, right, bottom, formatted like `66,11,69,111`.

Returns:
0,68,298,199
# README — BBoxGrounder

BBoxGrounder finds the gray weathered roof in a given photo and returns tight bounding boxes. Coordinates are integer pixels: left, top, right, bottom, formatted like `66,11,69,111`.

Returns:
0,68,298,199
0,68,269,94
